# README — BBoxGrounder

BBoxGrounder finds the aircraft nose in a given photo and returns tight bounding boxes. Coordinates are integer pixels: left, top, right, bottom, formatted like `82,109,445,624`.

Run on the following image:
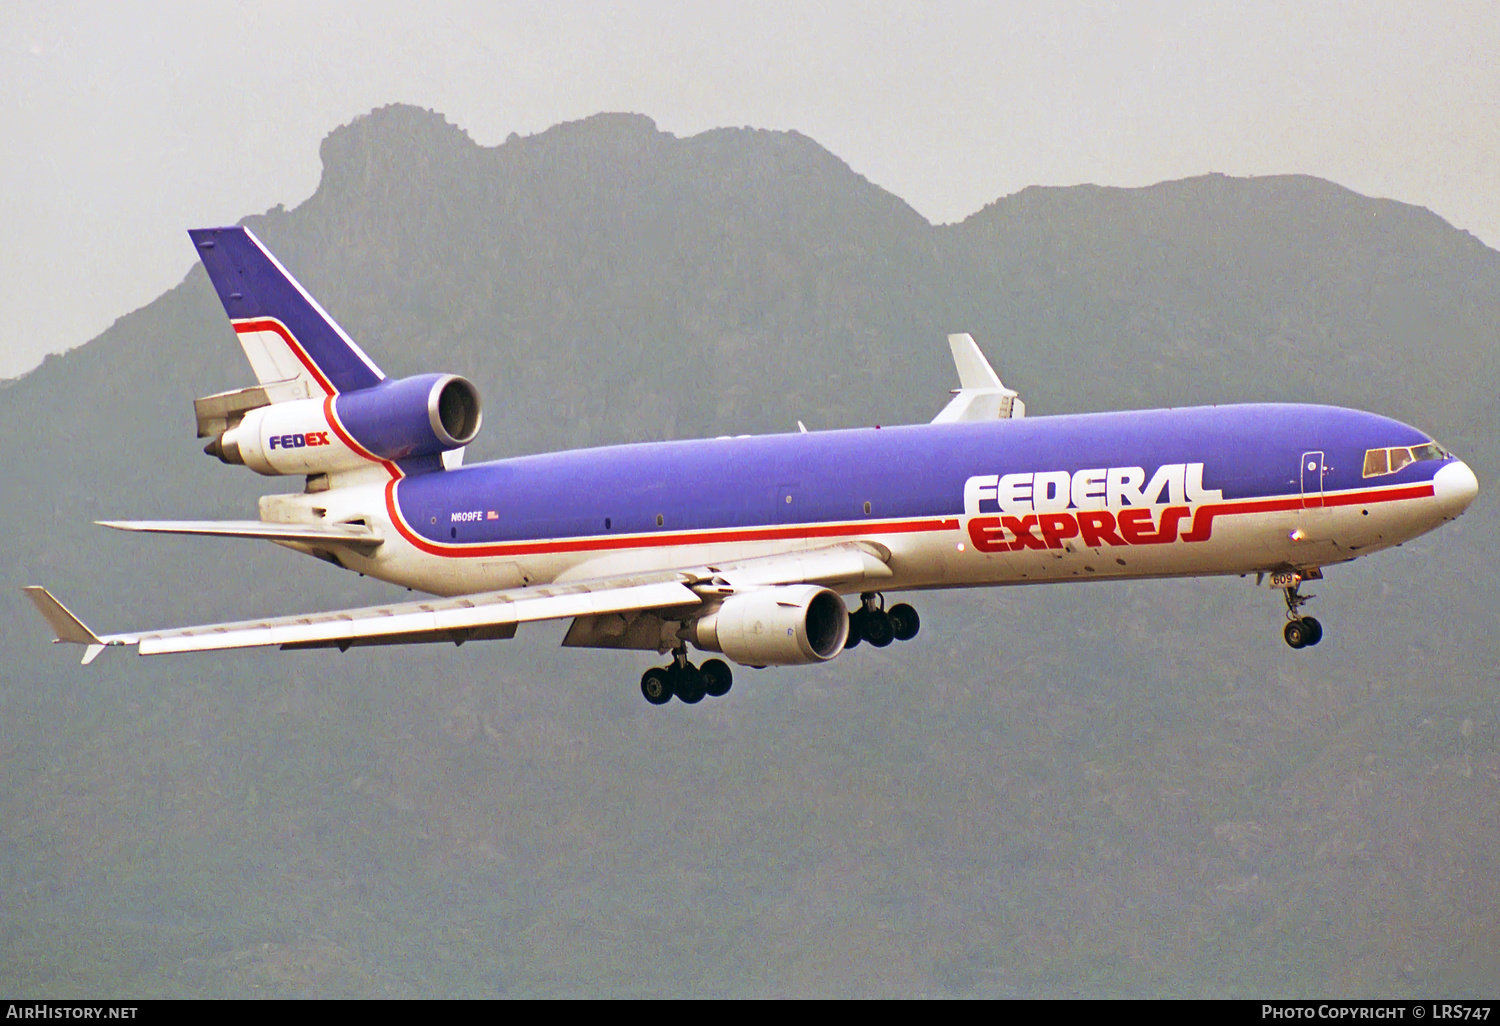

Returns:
1433,460,1479,517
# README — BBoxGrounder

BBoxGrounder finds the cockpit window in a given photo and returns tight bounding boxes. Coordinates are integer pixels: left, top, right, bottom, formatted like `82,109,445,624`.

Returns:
1363,442,1447,477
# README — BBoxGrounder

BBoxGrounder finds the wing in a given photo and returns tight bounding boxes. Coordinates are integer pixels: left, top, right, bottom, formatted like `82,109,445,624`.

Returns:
24,541,891,664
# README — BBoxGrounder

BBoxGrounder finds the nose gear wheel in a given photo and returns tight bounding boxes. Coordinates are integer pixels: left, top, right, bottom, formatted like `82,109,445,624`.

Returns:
1279,580,1324,649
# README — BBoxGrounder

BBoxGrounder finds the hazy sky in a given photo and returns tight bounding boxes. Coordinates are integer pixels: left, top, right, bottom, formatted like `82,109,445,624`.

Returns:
3,1,1497,380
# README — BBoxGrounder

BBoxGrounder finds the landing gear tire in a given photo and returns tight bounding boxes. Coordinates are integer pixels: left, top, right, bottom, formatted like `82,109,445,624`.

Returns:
641,667,673,705
844,610,864,650
673,662,707,704
1278,578,1324,651
888,603,920,642
1300,616,1323,646
701,658,733,698
863,609,894,648
848,595,917,650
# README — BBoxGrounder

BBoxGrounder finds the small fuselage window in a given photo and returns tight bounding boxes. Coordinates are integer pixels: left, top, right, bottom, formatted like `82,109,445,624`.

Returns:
1362,442,1447,478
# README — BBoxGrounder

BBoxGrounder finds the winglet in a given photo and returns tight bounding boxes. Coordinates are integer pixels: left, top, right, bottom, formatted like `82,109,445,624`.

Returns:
23,587,108,664
931,333,1026,423
947,333,1003,389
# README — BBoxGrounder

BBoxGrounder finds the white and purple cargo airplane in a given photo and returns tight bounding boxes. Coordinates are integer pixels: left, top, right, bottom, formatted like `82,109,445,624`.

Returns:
26,227,1479,705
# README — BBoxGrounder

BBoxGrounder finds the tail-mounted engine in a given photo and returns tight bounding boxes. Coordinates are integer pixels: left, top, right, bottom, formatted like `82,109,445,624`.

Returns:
199,373,482,476
688,585,849,666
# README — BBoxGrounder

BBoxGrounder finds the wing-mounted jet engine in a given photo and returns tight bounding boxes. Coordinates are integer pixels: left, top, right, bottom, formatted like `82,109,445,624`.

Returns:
687,584,851,667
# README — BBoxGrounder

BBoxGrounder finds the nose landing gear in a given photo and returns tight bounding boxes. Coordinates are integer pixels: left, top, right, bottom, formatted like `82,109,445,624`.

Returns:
1278,578,1324,649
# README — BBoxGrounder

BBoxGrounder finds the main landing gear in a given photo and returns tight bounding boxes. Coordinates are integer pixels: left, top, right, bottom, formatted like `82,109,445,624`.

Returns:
640,646,733,706
1279,580,1323,650
844,593,920,650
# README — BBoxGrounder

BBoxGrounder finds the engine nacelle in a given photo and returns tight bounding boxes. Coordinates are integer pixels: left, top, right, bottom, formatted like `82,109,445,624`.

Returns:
207,374,482,476
688,585,849,666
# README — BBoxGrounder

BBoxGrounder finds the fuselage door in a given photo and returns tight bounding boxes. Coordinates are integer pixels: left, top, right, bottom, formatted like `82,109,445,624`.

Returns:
1300,451,1327,509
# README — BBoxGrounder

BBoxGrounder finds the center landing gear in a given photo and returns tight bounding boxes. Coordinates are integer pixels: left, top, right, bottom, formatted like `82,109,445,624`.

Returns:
1279,580,1323,649
640,646,734,706
845,593,920,650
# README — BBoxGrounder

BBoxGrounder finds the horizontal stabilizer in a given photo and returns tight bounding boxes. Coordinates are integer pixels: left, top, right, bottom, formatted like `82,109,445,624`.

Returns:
99,520,383,552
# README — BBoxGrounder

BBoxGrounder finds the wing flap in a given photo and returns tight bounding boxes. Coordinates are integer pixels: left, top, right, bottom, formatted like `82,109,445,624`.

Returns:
280,622,518,651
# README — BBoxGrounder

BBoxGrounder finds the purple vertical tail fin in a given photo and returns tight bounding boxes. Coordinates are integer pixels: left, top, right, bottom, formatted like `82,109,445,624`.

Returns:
189,227,385,396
